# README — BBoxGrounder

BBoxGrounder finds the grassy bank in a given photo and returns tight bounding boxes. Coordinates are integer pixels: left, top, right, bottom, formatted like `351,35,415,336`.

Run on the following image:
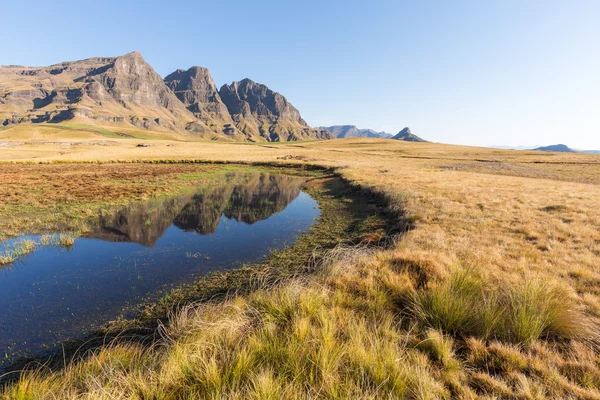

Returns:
1,139,600,398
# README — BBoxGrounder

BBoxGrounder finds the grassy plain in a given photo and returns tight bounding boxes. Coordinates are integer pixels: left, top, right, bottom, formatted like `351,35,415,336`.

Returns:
1,134,600,398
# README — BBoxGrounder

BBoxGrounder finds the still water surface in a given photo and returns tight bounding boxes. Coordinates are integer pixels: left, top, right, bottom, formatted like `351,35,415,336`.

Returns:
0,172,319,362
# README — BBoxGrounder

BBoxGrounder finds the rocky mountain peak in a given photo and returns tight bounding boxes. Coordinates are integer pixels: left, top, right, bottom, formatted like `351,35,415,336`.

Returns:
164,67,220,103
164,66,236,136
392,127,427,142
87,52,190,115
219,79,302,122
111,51,149,75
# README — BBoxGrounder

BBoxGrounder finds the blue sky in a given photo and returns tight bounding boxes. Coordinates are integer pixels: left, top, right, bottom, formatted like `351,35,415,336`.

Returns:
2,0,599,148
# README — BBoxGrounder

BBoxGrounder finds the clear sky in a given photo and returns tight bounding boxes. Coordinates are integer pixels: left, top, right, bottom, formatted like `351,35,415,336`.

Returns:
2,0,599,148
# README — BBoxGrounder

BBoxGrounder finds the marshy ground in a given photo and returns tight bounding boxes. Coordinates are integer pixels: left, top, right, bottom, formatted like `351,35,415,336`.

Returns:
1,136,600,398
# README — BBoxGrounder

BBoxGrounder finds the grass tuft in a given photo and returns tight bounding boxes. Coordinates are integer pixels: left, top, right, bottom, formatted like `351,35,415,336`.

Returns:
410,268,591,346
40,234,75,248
0,239,36,266
417,329,461,371
502,278,590,345
411,268,486,336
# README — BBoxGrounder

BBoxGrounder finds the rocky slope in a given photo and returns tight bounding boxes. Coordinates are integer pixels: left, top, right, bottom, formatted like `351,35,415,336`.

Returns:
392,127,427,142
319,125,393,139
0,52,330,142
219,79,333,142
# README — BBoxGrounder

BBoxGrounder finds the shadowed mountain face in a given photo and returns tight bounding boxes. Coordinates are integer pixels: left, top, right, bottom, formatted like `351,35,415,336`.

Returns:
0,52,333,142
219,79,334,142
89,173,307,246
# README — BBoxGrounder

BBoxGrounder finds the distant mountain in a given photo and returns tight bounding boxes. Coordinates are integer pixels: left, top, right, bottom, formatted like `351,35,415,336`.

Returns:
319,125,394,139
533,144,575,153
0,52,332,142
490,145,544,150
392,127,426,142
491,144,600,154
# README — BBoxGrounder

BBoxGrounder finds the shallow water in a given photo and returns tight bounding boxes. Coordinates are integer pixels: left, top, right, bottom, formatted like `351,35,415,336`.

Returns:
0,172,320,363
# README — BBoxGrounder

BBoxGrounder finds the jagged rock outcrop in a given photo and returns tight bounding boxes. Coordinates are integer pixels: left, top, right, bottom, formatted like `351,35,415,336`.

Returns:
320,125,393,139
392,127,427,142
219,79,333,141
164,67,240,137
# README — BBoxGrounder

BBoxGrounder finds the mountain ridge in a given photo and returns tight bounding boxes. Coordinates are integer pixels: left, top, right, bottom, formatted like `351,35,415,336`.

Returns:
0,52,331,142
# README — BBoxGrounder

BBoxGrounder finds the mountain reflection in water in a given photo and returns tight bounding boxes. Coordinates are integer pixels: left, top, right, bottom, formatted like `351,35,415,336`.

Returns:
90,172,305,246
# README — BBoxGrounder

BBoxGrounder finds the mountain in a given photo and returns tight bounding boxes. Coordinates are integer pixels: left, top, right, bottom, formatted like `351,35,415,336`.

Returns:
0,52,331,142
392,127,426,142
218,79,333,142
319,125,394,139
533,144,575,153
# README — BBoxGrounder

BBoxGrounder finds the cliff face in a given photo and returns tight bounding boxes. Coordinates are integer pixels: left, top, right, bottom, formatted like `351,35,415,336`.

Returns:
219,79,333,142
0,52,332,142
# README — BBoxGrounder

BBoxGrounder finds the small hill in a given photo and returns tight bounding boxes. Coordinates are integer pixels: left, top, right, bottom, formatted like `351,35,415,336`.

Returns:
533,144,575,153
392,127,426,142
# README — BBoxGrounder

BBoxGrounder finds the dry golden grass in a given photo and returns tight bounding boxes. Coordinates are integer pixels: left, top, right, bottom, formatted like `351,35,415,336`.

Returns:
1,137,600,398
